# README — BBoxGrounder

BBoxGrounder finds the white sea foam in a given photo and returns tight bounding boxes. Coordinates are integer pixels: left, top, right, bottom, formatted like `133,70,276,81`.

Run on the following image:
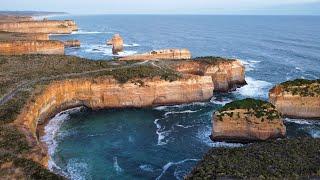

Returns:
176,123,194,129
197,126,244,148
139,164,155,172
41,107,83,171
83,44,137,57
113,157,124,174
237,59,261,72
154,118,171,146
234,77,272,98
285,118,320,125
156,159,199,180
164,110,199,117
66,159,90,180
210,96,233,106
123,43,140,47
154,102,207,111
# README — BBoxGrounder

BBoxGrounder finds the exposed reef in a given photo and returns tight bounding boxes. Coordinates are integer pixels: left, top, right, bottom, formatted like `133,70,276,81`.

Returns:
211,98,285,142
269,79,320,119
119,49,191,61
187,138,320,179
0,40,64,55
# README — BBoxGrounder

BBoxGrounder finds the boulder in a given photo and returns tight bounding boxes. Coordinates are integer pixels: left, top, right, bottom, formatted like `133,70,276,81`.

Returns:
269,79,320,119
212,98,286,142
119,49,191,61
107,34,124,55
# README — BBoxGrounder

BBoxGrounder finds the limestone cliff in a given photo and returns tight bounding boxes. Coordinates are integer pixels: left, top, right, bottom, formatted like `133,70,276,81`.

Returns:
0,40,64,55
171,57,246,92
14,75,213,164
212,98,286,142
119,49,191,61
269,79,320,119
0,20,77,34
0,32,49,41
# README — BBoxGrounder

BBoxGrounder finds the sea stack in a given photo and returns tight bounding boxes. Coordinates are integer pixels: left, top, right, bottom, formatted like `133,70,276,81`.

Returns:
211,98,286,142
107,34,124,55
269,79,320,119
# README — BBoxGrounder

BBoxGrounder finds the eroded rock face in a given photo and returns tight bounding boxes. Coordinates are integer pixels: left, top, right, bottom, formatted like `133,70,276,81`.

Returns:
171,58,246,92
119,49,191,61
0,20,78,34
64,40,81,47
107,34,124,55
269,79,320,119
15,75,214,140
0,40,64,55
211,99,286,142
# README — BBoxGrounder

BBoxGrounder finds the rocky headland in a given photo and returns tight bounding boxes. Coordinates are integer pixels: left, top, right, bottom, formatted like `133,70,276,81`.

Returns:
169,56,246,92
119,48,191,61
211,98,286,142
269,79,320,119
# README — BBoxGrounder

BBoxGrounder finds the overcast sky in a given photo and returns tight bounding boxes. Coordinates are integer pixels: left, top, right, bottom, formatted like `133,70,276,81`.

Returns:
1,0,320,15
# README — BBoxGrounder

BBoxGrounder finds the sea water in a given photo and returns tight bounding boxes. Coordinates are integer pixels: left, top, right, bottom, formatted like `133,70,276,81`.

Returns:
45,15,320,179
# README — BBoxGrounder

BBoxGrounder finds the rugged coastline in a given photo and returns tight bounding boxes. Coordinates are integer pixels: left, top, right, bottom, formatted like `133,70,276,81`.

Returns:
0,54,245,178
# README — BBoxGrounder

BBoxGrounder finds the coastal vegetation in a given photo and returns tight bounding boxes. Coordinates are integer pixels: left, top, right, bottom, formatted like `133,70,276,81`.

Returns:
216,98,281,121
194,56,237,65
278,79,320,97
187,138,320,179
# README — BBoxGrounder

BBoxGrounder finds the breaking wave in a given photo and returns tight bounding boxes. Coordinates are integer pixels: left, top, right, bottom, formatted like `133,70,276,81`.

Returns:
234,77,272,99
156,159,199,180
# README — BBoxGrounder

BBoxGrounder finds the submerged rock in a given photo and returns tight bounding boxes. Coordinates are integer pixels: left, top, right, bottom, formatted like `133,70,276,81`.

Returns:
107,34,124,55
211,98,286,142
269,79,320,119
119,49,191,61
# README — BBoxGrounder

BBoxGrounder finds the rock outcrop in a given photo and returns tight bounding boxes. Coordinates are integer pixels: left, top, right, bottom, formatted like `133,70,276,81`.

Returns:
211,98,286,142
269,79,320,119
119,49,192,61
0,40,64,55
64,40,80,47
107,34,124,55
0,20,78,34
171,57,246,92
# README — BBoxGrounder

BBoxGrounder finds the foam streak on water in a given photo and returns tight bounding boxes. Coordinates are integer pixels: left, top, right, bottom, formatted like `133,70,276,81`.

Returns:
156,159,199,180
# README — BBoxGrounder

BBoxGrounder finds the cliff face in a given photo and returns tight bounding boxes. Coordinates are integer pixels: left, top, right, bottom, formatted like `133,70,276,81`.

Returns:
15,75,213,142
0,20,77,34
269,86,320,118
0,40,64,55
119,49,191,61
212,109,286,142
0,32,49,41
64,40,80,47
172,59,246,92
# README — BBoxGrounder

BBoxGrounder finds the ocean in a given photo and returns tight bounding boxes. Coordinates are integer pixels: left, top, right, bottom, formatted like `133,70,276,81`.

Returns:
45,15,320,179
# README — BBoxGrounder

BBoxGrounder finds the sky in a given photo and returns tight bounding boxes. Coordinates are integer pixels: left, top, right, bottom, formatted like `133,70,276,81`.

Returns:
1,0,320,15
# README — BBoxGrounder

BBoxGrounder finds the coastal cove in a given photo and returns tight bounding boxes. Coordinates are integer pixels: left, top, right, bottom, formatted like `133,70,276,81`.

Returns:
0,14,320,179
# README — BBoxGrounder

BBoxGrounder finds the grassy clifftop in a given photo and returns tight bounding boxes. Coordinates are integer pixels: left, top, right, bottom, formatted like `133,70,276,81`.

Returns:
278,79,320,97
217,98,281,121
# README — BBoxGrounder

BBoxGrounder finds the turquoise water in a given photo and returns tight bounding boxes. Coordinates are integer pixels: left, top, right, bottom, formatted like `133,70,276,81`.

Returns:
44,15,320,179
